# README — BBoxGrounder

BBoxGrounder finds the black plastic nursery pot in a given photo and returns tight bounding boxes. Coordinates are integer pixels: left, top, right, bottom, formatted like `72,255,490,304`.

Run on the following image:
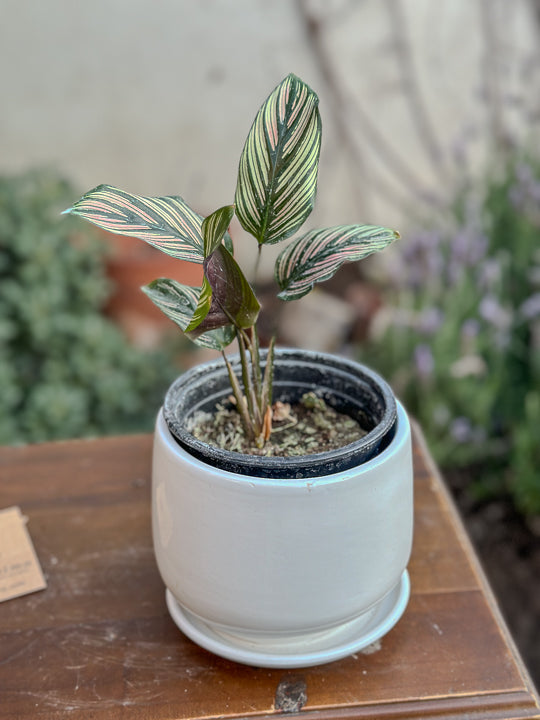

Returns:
162,349,397,479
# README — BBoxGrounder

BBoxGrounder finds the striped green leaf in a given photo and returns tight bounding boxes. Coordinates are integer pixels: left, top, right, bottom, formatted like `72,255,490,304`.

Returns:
235,74,321,246
65,184,208,263
202,205,235,257
141,278,234,350
184,276,213,333
275,225,399,301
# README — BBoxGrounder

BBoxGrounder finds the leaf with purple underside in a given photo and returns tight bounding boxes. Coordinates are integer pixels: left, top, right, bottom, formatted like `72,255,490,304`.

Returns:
189,245,260,334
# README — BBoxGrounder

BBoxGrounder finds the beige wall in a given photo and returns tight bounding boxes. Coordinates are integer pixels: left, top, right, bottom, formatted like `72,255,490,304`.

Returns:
2,0,540,273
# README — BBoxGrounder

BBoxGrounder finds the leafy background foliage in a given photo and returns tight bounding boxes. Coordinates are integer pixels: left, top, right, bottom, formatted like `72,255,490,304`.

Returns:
0,170,178,444
361,154,540,517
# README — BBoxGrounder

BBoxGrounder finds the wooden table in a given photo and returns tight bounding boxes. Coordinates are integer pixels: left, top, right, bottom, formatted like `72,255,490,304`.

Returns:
1,428,539,720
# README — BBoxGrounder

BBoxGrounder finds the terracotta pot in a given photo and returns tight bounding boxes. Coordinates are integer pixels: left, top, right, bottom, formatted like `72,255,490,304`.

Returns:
102,233,203,346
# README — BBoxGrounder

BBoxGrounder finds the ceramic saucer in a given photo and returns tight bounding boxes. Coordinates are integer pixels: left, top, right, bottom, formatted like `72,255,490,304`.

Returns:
166,569,410,668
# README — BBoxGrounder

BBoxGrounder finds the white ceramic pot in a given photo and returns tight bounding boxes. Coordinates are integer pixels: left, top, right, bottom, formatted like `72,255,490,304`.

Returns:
152,354,413,668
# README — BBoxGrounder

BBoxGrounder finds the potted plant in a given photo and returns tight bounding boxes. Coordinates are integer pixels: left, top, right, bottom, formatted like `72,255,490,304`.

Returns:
65,74,413,668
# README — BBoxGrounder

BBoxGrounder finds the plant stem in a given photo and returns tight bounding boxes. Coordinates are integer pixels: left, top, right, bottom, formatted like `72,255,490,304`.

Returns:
249,326,264,416
261,335,276,412
221,350,253,439
231,323,277,447
254,244,263,284
237,330,261,430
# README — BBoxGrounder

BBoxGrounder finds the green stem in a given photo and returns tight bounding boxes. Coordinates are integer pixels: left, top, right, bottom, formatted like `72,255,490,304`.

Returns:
249,326,264,416
237,330,261,429
222,350,253,440
261,334,276,412
254,244,263,285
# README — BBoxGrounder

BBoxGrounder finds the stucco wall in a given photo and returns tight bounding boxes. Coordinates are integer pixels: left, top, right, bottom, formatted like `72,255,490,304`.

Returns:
2,0,540,272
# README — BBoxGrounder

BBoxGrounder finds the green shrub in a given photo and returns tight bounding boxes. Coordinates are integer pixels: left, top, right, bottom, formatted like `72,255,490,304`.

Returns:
361,156,540,516
0,170,178,444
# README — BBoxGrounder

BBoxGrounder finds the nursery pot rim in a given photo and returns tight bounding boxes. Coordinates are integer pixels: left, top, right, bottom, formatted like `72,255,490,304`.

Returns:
163,348,397,479
156,399,409,488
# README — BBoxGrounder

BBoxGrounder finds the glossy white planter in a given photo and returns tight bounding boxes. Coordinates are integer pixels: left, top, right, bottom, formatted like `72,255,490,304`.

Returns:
152,398,413,668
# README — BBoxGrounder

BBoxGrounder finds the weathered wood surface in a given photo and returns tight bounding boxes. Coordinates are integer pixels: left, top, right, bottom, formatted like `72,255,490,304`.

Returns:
1,429,538,719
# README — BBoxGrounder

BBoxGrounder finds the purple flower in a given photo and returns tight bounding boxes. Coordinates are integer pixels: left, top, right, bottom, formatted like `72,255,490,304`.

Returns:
509,184,524,209
468,233,489,264
479,295,512,330
425,247,444,278
477,258,502,290
450,416,473,443
414,344,434,379
515,163,534,185
400,230,445,290
418,308,444,335
509,163,540,208
450,230,470,262
519,293,540,320
530,182,540,203
461,318,480,339
447,258,464,286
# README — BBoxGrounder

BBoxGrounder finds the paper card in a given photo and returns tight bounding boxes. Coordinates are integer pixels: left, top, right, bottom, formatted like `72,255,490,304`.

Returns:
0,506,47,602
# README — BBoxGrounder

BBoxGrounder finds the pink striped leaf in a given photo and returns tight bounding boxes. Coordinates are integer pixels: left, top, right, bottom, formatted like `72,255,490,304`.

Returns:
64,184,215,264
235,74,321,246
141,278,235,350
275,225,399,301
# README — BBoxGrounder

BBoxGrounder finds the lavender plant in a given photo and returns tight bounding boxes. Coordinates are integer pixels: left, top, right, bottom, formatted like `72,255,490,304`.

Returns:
65,74,398,449
363,156,540,515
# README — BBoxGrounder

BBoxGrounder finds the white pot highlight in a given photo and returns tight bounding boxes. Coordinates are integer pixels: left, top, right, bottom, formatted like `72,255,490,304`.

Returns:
152,399,413,667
